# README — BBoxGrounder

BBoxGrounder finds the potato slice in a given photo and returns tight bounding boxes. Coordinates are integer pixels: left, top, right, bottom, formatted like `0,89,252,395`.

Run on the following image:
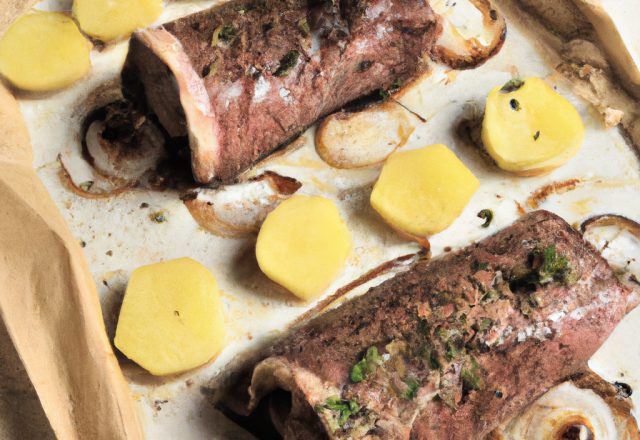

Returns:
0,10,90,91
370,144,480,239
482,77,585,176
114,258,226,376
73,0,163,42
315,100,415,169
256,195,352,301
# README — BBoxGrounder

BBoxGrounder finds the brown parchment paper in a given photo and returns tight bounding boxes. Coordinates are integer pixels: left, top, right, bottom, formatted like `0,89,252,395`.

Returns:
0,81,144,439
0,0,37,38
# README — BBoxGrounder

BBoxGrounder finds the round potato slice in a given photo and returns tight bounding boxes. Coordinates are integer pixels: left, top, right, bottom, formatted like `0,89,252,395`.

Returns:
481,77,585,176
0,10,90,91
114,257,226,376
256,195,352,301
370,144,480,238
73,0,163,42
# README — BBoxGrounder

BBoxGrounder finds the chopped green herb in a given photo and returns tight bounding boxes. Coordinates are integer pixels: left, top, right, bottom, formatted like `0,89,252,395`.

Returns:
480,289,500,304
565,272,580,285
435,291,454,306
401,377,420,400
211,25,237,47
388,79,403,93
536,245,573,284
419,346,442,371
379,89,390,99
445,337,466,362
238,7,247,14
317,396,360,430
534,131,540,141
461,358,481,390
350,346,383,383
298,18,310,36
324,396,346,410
500,78,524,93
79,181,94,191
477,209,494,227
274,50,300,77
220,26,237,38
477,262,490,271
479,317,493,332
510,99,521,111
338,410,350,427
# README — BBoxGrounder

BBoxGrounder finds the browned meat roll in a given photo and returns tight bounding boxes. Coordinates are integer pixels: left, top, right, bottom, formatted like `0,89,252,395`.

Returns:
121,0,506,183
240,211,631,440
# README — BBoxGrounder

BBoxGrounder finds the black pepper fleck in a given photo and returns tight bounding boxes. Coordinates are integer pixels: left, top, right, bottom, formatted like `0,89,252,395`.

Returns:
494,390,503,398
614,382,632,398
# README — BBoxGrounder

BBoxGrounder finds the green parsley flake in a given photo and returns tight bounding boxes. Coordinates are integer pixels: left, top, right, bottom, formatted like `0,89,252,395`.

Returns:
350,346,383,383
477,209,494,227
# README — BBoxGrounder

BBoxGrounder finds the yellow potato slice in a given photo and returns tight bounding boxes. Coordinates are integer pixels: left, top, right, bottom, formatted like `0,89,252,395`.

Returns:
0,10,90,91
370,144,480,238
73,0,163,42
482,77,585,176
256,195,352,301
114,257,226,376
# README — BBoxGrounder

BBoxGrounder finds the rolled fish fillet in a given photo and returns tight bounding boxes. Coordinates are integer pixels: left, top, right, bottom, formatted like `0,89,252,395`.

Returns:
120,0,506,183
239,211,631,440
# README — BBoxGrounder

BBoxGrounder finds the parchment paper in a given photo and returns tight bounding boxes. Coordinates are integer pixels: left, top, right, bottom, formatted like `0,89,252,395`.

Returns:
0,0,36,38
0,81,143,439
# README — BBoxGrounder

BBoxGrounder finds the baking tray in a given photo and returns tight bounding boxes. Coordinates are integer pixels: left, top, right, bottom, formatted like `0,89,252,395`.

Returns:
4,0,640,437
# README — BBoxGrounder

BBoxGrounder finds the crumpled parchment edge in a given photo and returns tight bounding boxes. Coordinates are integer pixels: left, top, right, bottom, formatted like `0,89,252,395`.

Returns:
0,77,143,439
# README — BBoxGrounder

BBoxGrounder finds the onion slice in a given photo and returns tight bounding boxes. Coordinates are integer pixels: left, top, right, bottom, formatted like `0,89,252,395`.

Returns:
432,0,507,70
184,171,302,239
58,152,135,198
581,214,640,312
581,214,640,238
495,372,639,440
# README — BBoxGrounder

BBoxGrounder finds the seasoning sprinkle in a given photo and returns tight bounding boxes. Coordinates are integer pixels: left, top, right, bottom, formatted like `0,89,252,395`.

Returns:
477,209,494,227
534,131,540,141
